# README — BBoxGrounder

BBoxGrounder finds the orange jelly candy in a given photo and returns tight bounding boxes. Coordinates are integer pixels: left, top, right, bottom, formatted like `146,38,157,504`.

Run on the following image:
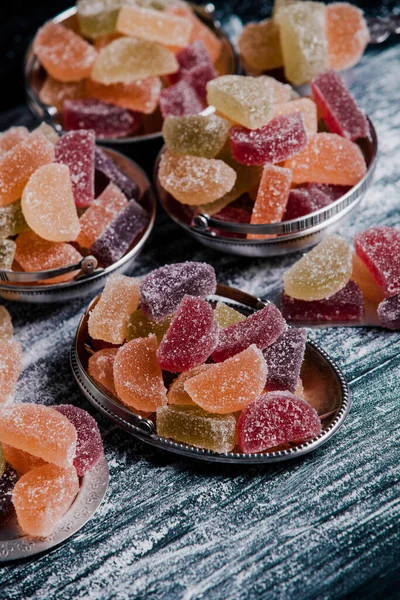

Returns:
33,22,97,82
248,165,292,239
2,444,47,475
273,98,318,137
86,77,162,114
238,19,283,72
184,344,268,414
0,404,77,468
0,127,29,156
0,339,22,403
167,364,212,406
166,4,222,63
351,253,385,304
116,5,192,47
12,464,79,537
113,334,167,412
88,348,118,397
0,306,13,340
39,77,87,112
327,3,370,71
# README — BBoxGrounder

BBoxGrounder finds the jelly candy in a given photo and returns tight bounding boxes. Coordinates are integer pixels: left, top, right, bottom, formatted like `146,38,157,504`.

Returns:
89,199,149,267
273,97,318,137
207,75,274,130
263,328,307,392
34,122,60,145
88,348,118,396
238,19,283,72
55,130,95,208
157,296,219,372
377,295,400,331
284,234,352,301
113,334,167,412
12,464,79,537
54,405,103,477
170,41,217,103
88,274,140,344
351,253,385,304
166,4,222,62
211,205,252,238
159,81,204,118
157,405,236,452
283,186,333,220
230,113,307,166
0,340,22,403
248,165,292,239
140,262,216,322
214,301,246,328
0,467,18,527
326,3,370,71
39,77,87,112
0,404,77,468
282,280,364,323
21,163,80,242
312,71,369,141
0,130,54,207
33,22,97,82
162,114,230,158
77,0,133,39
354,227,400,297
86,77,161,114
0,127,29,156
0,306,13,340
158,150,236,205
285,133,367,186
185,344,267,414
272,0,297,17
116,5,192,47
126,309,171,343
275,2,327,86
0,240,16,271
2,444,46,475
238,391,321,453
63,99,140,139
91,38,178,85
259,77,295,104
167,364,212,406
76,182,128,249
95,148,139,200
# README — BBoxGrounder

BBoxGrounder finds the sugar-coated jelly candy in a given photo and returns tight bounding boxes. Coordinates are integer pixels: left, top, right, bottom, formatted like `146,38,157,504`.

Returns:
159,81,204,119
77,0,132,39
354,227,400,298
326,3,370,71
282,280,364,323
0,340,22,403
0,446,4,478
140,262,217,322
0,467,18,527
285,133,367,186
238,19,283,72
116,5,192,47
305,183,351,202
207,75,274,130
54,405,103,477
275,2,327,86
272,0,298,17
171,41,217,103
248,165,292,239
212,205,252,238
260,77,295,104
273,98,318,137
34,122,60,145
283,187,330,220
88,274,140,344
166,4,222,63
0,306,13,340
157,405,236,453
86,77,161,114
157,296,218,372
0,240,16,271
33,22,97,83
312,71,369,141
2,444,46,475
377,295,400,331
158,150,236,205
162,114,230,159
214,301,246,329
238,391,321,453
63,99,140,139
12,464,79,537
167,365,212,406
114,334,167,412
55,130,95,208
95,148,139,200
284,234,352,301
0,404,77,468
351,254,385,304
126,309,171,343
0,131,54,207
88,348,118,396
39,77,87,113
0,201,28,239
185,344,267,414
263,328,307,393
0,127,29,156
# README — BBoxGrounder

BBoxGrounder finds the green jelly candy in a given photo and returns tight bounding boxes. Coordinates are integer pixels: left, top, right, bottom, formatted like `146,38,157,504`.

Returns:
126,308,172,343
214,301,246,329
77,0,135,39
0,240,16,270
162,114,231,159
0,201,28,239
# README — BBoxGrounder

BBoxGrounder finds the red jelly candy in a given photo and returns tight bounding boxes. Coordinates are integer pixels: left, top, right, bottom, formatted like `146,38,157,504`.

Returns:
377,295,400,330
211,304,286,363
238,391,322,453
63,99,140,139
354,226,400,297
212,205,251,238
0,466,18,527
159,80,204,118
283,186,333,220
170,41,217,103
263,328,307,393
55,130,95,207
157,295,219,372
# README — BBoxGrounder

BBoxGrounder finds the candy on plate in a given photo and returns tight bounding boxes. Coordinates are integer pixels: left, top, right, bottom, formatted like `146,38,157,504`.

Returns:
88,348,118,396
263,327,307,393
55,130,95,207
116,4,193,47
326,3,370,71
248,165,292,238
126,309,172,344
0,240,17,271
162,114,230,159
86,77,162,114
0,306,13,340
39,77,87,113
214,301,246,329
238,19,283,72
159,80,204,118
63,99,140,139
0,340,23,403
167,364,212,406
0,200,28,239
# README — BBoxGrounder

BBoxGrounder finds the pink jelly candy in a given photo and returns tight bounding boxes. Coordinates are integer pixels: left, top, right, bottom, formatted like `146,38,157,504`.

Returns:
157,295,218,372
0,467,18,527
230,112,308,166
95,148,139,200
377,295,400,330
171,41,217,102
211,304,286,363
263,328,307,393
354,226,400,297
159,80,204,118
63,99,140,139
140,262,217,322
238,391,322,453
55,130,95,207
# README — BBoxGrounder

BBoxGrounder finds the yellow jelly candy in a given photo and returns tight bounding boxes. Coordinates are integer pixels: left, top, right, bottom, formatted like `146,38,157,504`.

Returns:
238,19,283,72
214,301,246,328
273,97,318,137
116,5,192,47
126,308,171,343
162,114,230,159
77,0,135,39
0,306,13,340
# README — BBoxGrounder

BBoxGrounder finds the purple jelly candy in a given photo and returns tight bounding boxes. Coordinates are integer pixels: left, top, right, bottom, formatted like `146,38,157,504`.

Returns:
63,99,140,139
140,262,217,322
54,405,103,477
312,71,370,141
0,466,18,527
263,327,307,393
169,41,217,103
95,148,139,201
90,199,149,267
230,112,308,166
55,130,95,207
377,295,400,330
159,80,204,118
211,206,251,239
282,280,365,323
283,187,333,220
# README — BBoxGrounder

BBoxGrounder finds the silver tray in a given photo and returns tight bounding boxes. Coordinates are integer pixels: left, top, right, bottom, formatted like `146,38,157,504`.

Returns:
0,453,109,562
24,4,238,145
0,148,156,303
70,283,351,464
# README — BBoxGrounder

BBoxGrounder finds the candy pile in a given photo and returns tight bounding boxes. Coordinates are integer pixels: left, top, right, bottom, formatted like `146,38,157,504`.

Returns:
282,227,400,329
239,0,370,85
33,0,224,138
158,71,369,235
86,261,324,454
0,124,148,281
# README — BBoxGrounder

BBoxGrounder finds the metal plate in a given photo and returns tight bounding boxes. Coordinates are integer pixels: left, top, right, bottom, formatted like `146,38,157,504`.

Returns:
0,453,109,562
70,283,351,464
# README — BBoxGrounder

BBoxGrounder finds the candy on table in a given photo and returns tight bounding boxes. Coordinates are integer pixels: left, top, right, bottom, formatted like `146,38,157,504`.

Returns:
113,334,167,412
214,301,246,329
284,133,367,186
95,147,140,200
351,253,385,304
354,226,400,298
0,127,29,156
55,130,95,208
0,404,77,468
116,5,192,47
162,114,230,159
156,405,236,453
237,391,321,453
0,340,23,403
166,4,222,63
86,77,161,114
33,22,97,82
0,130,54,207
326,3,370,71
0,240,16,271
63,99,140,139
158,150,236,205
283,234,353,301
263,327,307,393
312,71,369,141
167,364,212,406
0,306,13,340
0,467,18,527
88,274,140,344
377,295,400,331
159,80,204,118
77,0,136,38
185,344,267,414
140,261,217,322
39,77,87,113
88,348,118,396
273,97,318,137
0,445,4,478
238,19,283,72
21,163,80,242
12,464,79,537
275,2,327,86
126,309,171,343
283,185,335,220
